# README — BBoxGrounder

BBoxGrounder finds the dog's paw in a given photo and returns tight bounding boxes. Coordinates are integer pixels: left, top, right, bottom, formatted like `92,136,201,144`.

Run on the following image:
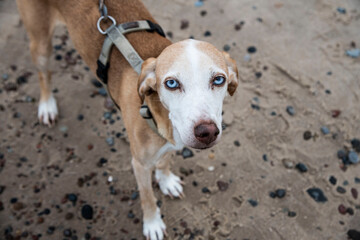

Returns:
155,170,184,198
38,95,58,127
143,208,167,240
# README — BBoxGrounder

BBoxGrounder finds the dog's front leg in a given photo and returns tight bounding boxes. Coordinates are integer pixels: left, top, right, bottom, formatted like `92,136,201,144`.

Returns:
132,157,167,240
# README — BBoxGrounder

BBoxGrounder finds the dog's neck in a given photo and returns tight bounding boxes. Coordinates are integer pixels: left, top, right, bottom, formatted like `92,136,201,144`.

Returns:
145,93,175,145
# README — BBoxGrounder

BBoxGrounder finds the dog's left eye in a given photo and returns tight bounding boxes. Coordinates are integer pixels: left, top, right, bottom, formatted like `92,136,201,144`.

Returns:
165,79,180,89
212,76,225,86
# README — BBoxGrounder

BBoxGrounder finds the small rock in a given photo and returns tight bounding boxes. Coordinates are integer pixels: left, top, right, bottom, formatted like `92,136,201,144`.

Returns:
234,140,240,147
77,114,84,121
269,192,276,198
97,157,107,167
67,194,77,205
202,187,210,193
223,44,231,52
303,131,312,140
104,97,115,110
4,82,18,92
247,46,257,54
347,207,354,215
355,177,360,184
329,176,337,185
91,79,102,88
106,137,114,146
200,10,207,17
47,226,55,235
282,159,294,169
81,204,93,220
217,181,229,191
347,229,360,240
337,149,347,160
346,49,360,58
338,204,347,214
0,186,5,194
127,211,135,219
288,211,296,217
131,191,139,200
286,106,295,116
204,30,212,37
336,186,346,194
98,88,107,96
295,163,308,173
349,151,359,164
180,20,189,30
182,147,194,159
321,126,330,135
307,188,328,203
13,202,25,211
337,7,346,14
208,166,215,171
351,138,360,152
63,229,72,237
248,199,258,207
351,188,358,199
2,73,9,80
255,72,262,78
331,110,341,118
275,189,286,198
65,212,74,220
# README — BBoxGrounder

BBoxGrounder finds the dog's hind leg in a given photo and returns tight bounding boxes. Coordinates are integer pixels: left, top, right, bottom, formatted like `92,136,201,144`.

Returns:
16,0,58,126
155,153,184,198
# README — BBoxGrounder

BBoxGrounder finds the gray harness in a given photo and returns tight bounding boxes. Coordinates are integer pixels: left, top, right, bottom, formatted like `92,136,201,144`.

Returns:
96,12,166,137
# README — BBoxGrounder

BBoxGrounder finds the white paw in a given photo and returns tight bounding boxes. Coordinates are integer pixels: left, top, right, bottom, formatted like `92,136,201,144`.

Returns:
143,208,167,240
155,170,184,198
38,95,58,126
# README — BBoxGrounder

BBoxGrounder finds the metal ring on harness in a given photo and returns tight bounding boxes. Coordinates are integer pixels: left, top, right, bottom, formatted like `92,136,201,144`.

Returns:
97,15,116,35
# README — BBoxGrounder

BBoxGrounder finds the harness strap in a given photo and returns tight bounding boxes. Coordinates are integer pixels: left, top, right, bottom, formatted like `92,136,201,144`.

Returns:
96,20,165,139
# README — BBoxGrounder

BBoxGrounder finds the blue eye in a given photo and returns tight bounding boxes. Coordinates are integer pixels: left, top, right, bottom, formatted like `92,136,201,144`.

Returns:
165,79,180,89
213,76,225,86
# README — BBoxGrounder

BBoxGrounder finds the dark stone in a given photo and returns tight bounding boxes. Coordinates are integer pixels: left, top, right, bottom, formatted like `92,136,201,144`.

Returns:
255,72,262,78
288,211,296,217
275,189,286,198
202,187,210,193
77,114,84,121
192,181,198,187
81,204,93,220
217,181,229,191
55,55,62,61
355,177,360,184
269,192,276,198
303,131,312,140
262,154,268,162
127,211,135,219
97,158,108,167
349,151,359,164
286,106,295,116
347,207,354,215
248,199,258,207
204,30,212,37
16,76,27,85
351,139,360,152
67,194,77,205
10,197,18,204
337,149,347,160
307,188,328,203
347,229,360,240
47,226,55,235
336,186,346,194
91,79,103,88
329,176,337,185
234,140,240,147
251,104,260,110
200,10,207,16
321,126,330,135
337,7,346,14
295,163,308,173
0,186,5,194
247,46,257,54
180,20,189,30
182,147,194,159
351,188,358,199
131,191,139,200
223,44,231,52
63,229,72,237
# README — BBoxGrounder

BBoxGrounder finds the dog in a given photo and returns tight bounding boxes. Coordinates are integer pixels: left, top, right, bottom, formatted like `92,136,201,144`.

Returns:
16,0,238,239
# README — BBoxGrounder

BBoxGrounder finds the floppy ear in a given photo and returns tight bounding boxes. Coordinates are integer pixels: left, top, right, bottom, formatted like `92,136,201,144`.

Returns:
138,57,157,103
222,52,239,96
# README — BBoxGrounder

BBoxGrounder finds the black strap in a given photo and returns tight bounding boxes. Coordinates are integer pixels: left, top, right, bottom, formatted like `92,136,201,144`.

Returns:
96,60,110,84
146,20,166,38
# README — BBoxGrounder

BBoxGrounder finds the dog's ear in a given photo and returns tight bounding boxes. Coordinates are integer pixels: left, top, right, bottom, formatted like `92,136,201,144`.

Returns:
138,57,157,103
222,52,239,96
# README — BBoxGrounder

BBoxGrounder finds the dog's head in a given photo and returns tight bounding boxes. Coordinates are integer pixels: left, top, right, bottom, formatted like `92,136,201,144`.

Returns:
138,39,238,149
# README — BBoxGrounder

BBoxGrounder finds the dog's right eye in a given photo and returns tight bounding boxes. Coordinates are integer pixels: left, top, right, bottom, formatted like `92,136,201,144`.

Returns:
165,79,180,90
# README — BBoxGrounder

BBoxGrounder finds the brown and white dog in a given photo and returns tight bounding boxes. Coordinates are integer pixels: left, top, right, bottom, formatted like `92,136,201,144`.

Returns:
16,0,238,239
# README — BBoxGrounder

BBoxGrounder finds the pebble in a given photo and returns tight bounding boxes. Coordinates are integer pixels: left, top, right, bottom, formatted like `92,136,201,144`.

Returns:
295,163,308,173
348,151,359,164
355,177,360,184
337,7,346,14
104,97,115,110
81,204,93,220
103,112,112,120
288,211,296,217
217,181,229,191
77,114,84,121
98,88,107,96
234,140,240,147
97,157,107,167
13,202,25,211
106,137,114,146
47,226,55,235
4,82,17,91
286,106,295,116
338,204,347,214
127,211,135,219
331,110,341,118
180,20,189,30
202,187,210,193
0,186,5,194
247,46,257,54
269,192,276,198
321,126,330,135
337,149,347,160
65,212,74,220
208,166,215,171
91,79,103,88
351,188,358,199
67,194,77,205
182,147,194,159
131,191,139,200
10,197,18,203
282,159,294,169
2,73,9,80
351,138,360,152
263,154,268,162
55,54,62,61
248,199,258,207
200,10,207,16
329,176,337,185
63,229,72,237
336,186,346,194
275,189,286,198
347,207,354,215
255,72,262,78
223,44,231,52
204,31,212,37
347,229,360,240
307,188,328,202
346,48,360,58
194,0,204,7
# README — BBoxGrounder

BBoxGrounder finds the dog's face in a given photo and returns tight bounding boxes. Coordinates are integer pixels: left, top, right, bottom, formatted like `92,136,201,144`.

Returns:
138,39,238,149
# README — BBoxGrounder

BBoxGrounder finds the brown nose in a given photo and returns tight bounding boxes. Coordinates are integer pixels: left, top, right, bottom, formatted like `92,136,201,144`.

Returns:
194,122,220,144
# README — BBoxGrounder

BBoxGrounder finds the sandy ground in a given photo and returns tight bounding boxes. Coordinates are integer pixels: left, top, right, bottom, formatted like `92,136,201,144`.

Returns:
1,0,360,239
